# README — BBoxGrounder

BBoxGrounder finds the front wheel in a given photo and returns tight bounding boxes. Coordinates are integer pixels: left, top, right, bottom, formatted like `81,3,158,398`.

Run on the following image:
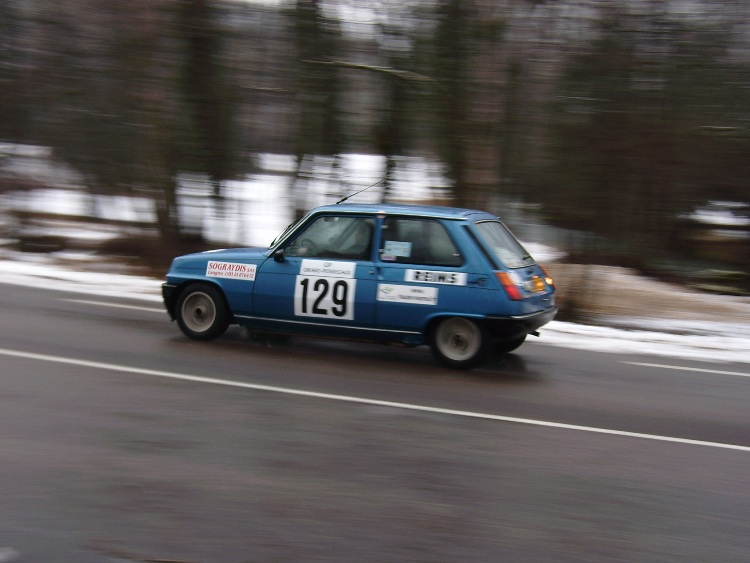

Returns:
175,283,229,341
430,317,491,370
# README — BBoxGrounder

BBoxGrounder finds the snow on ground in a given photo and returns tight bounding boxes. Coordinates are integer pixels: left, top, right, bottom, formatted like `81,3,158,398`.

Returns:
4,153,453,248
540,320,750,364
1,252,749,365
0,252,162,302
2,149,749,365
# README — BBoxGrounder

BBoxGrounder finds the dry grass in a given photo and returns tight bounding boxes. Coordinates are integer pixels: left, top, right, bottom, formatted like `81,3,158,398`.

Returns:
547,263,750,324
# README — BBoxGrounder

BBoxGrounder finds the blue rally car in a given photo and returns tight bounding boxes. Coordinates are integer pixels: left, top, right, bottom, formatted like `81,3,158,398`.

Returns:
162,203,557,369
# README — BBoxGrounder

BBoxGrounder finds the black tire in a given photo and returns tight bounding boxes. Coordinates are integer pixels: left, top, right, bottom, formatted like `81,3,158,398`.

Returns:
430,317,491,370
495,335,526,354
175,283,230,341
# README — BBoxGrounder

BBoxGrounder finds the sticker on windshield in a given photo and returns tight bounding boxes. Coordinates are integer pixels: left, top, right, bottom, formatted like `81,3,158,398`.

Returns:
405,269,467,286
382,241,412,261
377,284,438,305
206,261,256,281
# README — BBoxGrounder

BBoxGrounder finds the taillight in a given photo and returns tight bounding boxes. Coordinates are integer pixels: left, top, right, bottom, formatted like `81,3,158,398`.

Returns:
496,271,523,300
539,265,555,289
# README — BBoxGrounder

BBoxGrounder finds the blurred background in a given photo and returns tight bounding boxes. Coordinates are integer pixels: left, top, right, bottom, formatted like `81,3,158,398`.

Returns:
1,0,749,303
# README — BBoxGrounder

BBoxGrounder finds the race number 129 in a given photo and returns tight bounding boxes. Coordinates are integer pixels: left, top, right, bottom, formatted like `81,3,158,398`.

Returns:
294,276,356,320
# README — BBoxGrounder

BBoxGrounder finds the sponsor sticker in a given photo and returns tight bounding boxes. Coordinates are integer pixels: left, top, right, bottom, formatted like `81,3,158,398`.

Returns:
206,261,257,281
300,259,356,279
377,284,438,305
405,269,467,286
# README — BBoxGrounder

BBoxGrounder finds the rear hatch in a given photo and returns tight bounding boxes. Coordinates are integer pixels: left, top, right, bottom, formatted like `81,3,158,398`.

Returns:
472,220,555,309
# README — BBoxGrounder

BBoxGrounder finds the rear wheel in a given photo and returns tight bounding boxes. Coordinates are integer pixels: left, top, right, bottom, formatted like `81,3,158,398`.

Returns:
430,317,491,370
175,284,229,341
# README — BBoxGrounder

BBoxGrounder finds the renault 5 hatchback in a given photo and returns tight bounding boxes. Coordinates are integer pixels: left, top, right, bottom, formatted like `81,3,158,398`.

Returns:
163,203,557,369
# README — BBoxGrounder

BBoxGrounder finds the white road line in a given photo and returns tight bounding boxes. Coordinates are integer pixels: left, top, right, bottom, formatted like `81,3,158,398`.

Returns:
63,299,163,313
0,548,20,563
1,347,749,453
624,361,750,378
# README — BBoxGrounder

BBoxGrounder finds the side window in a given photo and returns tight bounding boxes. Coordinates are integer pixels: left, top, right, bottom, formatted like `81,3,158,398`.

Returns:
379,218,462,266
285,216,374,260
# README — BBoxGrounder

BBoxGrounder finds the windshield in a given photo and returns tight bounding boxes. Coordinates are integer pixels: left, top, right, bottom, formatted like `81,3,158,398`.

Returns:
474,220,534,268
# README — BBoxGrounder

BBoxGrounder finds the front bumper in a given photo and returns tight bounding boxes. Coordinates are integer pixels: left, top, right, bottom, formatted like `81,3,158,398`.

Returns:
162,283,178,320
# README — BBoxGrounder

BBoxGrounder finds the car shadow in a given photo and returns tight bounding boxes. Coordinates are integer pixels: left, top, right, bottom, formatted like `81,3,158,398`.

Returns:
466,352,544,384
208,327,543,384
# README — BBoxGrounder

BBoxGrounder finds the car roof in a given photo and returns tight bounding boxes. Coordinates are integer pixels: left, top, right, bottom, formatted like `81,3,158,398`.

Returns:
311,202,498,221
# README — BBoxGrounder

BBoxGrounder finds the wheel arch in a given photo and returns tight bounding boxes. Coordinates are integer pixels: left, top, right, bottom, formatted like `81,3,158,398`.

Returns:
424,312,488,340
169,279,235,324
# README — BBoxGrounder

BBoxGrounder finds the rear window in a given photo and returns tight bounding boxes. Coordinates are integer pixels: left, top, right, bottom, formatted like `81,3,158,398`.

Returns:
474,221,534,268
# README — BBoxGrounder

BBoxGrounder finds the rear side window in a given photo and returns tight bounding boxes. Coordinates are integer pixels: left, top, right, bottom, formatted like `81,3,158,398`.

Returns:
474,221,533,268
379,218,463,266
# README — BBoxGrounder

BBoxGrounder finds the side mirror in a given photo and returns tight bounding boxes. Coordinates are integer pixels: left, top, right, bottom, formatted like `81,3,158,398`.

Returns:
273,249,285,263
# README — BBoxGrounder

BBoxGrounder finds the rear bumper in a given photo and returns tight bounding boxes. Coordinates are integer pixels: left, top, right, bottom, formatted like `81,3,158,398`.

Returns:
485,306,558,340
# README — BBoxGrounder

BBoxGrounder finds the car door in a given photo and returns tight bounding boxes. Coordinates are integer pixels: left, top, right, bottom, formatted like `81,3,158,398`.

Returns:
252,214,377,330
375,216,475,330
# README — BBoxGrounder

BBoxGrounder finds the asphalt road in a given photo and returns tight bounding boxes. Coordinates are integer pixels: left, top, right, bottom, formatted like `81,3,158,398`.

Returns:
1,283,749,562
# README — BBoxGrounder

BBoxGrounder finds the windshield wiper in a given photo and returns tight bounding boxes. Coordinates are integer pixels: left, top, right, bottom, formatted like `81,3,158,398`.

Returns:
269,219,299,248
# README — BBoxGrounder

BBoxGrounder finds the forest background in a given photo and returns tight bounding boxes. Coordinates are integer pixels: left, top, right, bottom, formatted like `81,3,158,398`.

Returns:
1,0,748,299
